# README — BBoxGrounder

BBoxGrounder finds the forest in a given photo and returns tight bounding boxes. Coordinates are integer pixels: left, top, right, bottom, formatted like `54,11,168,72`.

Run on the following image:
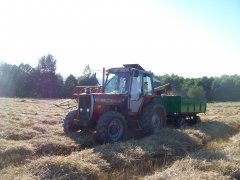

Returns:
1,54,240,101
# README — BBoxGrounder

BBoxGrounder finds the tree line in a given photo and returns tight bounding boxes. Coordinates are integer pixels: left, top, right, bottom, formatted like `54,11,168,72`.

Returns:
0,54,98,98
153,74,240,101
0,54,240,101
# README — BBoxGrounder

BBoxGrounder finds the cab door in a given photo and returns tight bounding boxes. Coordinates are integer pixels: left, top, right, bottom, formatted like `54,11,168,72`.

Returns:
129,72,154,113
129,72,143,113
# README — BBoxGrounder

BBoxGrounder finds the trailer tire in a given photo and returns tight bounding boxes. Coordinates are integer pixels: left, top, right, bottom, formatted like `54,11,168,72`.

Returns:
192,116,201,125
96,111,127,143
175,117,186,128
140,104,166,135
63,110,81,134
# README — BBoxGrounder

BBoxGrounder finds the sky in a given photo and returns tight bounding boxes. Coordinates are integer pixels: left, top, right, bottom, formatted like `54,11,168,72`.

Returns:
0,0,239,78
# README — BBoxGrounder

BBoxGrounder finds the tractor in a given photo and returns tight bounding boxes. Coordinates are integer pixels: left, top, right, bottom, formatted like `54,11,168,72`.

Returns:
63,64,206,143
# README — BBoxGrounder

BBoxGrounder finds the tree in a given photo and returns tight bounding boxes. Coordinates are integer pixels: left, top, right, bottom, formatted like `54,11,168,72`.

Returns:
181,78,195,97
37,54,56,74
187,85,206,100
78,65,99,86
19,63,33,74
15,63,34,97
83,65,92,78
64,74,77,98
211,75,240,101
0,63,15,97
197,76,214,101
34,54,58,98
54,74,64,98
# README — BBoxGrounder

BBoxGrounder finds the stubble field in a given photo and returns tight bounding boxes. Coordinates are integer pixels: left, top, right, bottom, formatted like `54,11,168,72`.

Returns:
0,98,239,179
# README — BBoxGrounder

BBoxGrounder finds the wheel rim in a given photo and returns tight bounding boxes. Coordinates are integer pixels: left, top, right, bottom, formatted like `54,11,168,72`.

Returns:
152,113,160,128
108,118,123,141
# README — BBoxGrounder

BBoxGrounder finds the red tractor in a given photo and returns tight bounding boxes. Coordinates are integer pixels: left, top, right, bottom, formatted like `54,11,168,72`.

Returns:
63,64,206,143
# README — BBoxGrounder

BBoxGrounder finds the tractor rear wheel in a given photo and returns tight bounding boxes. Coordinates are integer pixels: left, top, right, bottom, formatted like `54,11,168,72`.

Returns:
96,111,127,143
63,110,81,134
140,104,166,135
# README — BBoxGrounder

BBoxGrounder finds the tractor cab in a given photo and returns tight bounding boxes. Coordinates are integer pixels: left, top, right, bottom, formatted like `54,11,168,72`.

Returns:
104,64,154,113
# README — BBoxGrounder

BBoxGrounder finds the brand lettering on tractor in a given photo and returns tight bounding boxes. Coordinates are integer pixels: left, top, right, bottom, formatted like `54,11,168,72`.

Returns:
95,98,122,103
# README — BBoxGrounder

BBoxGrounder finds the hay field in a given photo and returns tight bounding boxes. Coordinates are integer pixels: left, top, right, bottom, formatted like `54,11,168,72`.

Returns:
0,98,239,179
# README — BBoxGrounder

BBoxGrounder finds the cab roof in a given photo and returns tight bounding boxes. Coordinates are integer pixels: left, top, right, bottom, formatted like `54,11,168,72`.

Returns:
107,64,152,75
123,64,145,70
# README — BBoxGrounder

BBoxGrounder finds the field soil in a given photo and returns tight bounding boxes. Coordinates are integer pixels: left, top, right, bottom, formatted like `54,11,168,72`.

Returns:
0,98,239,179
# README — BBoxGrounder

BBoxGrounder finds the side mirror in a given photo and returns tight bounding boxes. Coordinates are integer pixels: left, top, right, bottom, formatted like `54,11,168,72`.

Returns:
133,70,139,77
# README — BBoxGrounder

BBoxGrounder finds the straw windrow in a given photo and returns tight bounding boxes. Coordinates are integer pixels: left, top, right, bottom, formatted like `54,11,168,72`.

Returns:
0,98,239,179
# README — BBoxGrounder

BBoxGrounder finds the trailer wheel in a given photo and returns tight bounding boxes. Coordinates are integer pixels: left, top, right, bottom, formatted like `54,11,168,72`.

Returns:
63,110,81,134
192,116,201,125
96,111,127,143
175,117,186,128
140,104,166,135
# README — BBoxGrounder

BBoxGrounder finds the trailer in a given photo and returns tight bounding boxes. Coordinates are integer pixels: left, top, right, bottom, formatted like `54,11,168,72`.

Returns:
153,96,206,127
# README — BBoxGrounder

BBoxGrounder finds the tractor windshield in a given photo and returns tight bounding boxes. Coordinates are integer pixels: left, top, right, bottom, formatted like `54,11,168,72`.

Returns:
104,72,129,94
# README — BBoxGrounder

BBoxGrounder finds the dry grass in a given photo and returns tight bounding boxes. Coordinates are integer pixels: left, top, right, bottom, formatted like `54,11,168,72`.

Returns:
0,138,34,169
0,166,35,180
0,98,239,179
26,128,203,179
144,102,240,180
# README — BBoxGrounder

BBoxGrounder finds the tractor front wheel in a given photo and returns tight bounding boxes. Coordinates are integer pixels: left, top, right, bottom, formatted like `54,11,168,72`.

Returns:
96,111,127,143
63,110,81,134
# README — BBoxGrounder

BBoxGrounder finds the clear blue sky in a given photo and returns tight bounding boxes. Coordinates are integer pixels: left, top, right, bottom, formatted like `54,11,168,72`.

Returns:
0,0,239,78
164,0,240,45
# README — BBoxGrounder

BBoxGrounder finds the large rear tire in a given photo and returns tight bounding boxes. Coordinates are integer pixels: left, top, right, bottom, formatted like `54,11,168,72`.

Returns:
96,111,127,143
63,110,81,134
140,104,166,135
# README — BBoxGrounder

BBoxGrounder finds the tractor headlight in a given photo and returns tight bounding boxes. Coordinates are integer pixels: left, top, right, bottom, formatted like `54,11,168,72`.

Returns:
80,108,83,112
86,108,90,112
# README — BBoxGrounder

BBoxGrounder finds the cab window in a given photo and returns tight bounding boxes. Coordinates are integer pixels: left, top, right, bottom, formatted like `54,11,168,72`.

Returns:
130,75,142,100
105,72,129,94
143,74,153,95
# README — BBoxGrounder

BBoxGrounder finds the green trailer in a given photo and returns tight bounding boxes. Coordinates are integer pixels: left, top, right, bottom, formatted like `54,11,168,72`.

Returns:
153,95,206,127
159,96,206,114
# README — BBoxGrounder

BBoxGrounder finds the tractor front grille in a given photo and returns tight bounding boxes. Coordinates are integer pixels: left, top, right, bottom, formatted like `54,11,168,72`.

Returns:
78,94,93,121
